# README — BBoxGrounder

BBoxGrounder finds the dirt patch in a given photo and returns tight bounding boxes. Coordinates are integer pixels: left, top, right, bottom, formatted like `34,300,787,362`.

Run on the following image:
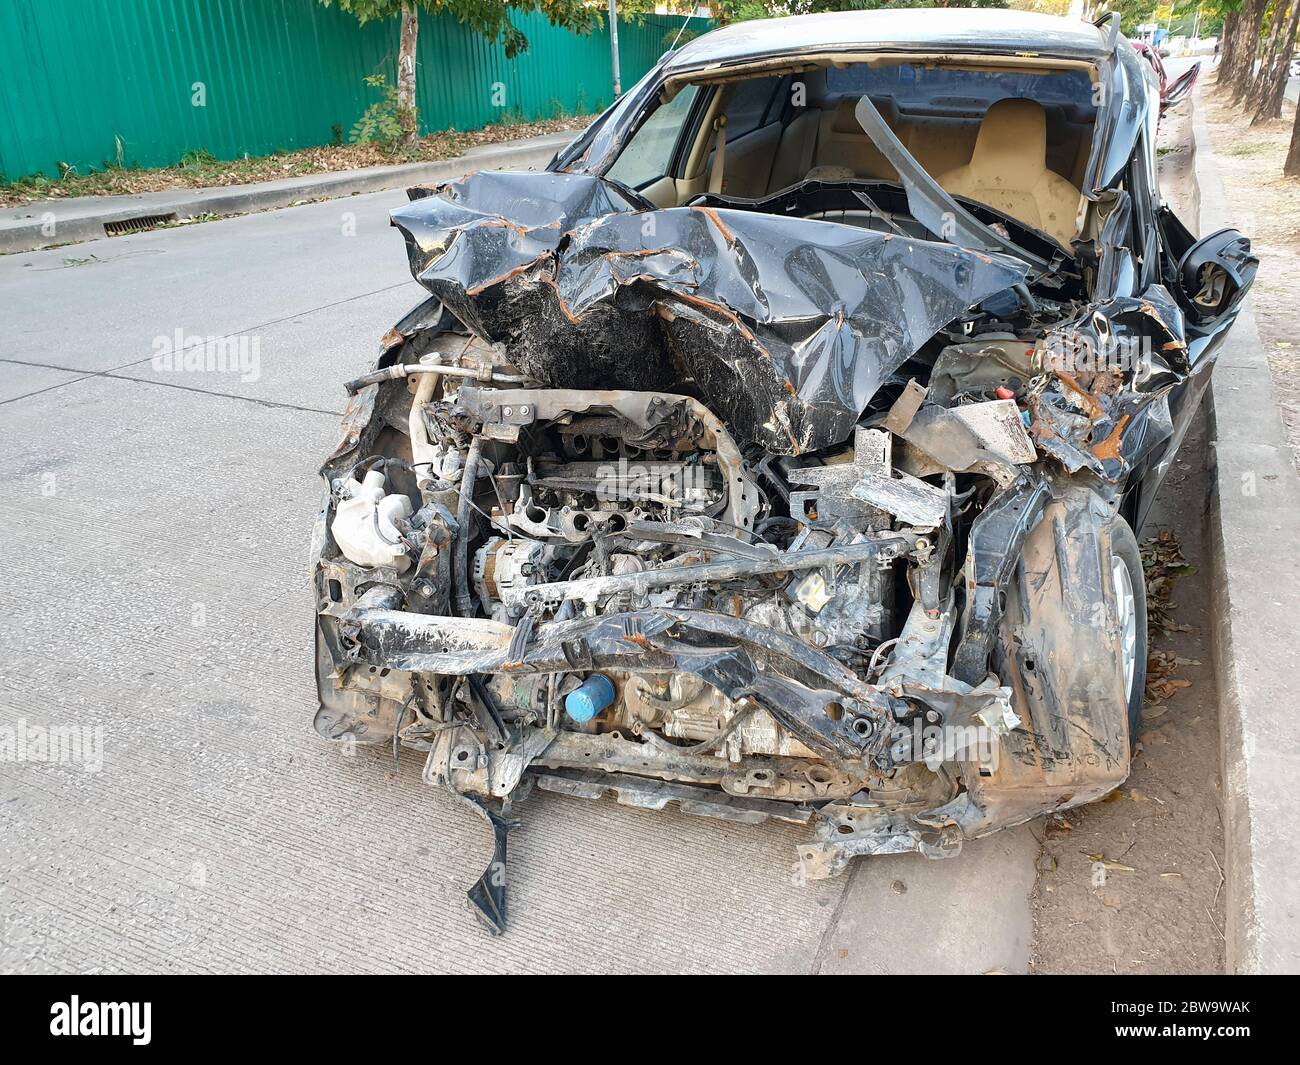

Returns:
1201,85,1300,470
1030,103,1226,973
0,114,593,208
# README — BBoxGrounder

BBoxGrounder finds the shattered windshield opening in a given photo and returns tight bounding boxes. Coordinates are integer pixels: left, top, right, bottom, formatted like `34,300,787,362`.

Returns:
592,56,1098,267
848,94,1057,274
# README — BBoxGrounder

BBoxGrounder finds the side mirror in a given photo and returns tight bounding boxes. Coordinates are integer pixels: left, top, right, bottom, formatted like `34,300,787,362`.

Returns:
1177,228,1257,324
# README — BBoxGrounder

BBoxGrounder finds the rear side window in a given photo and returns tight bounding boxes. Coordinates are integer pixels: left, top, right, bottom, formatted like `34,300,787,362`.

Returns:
606,85,700,191
825,63,1096,115
722,76,783,138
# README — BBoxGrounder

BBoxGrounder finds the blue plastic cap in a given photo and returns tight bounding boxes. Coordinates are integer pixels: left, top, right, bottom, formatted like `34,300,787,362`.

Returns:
565,674,615,723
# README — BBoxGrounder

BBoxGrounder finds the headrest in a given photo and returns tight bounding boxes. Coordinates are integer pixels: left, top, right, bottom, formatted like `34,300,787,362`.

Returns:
971,98,1048,172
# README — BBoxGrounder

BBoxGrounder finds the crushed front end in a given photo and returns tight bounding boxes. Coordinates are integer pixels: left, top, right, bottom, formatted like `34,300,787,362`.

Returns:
311,161,1252,934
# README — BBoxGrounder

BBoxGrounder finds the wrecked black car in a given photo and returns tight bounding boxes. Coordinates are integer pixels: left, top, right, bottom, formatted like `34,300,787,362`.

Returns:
310,9,1256,933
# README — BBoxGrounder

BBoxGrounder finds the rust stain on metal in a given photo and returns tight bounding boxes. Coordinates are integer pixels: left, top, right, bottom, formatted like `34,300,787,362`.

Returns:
1090,414,1131,461
465,258,549,297
692,204,737,245
477,218,530,237
539,272,584,323
1055,372,1103,420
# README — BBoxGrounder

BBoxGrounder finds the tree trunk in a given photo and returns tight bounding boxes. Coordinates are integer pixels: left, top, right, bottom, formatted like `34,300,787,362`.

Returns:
1218,11,1241,85
1285,94,1300,176
397,3,420,149
1222,4,1254,87
1229,0,1269,105
1252,0,1300,123
1246,0,1290,114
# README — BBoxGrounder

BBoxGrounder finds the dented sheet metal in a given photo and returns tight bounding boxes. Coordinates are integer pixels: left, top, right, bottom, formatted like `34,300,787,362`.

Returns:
1028,291,1187,483
391,170,1028,453
311,13,1260,935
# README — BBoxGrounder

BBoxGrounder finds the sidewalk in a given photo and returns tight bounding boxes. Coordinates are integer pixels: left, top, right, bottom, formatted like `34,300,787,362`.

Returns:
0,131,574,255
1192,90,1300,974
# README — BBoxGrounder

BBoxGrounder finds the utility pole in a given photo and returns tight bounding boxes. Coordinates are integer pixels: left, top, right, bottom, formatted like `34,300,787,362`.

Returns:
610,0,622,98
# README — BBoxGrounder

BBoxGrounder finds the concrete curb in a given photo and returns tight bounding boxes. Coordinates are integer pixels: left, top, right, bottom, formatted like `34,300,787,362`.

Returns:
0,131,575,255
1191,93,1300,974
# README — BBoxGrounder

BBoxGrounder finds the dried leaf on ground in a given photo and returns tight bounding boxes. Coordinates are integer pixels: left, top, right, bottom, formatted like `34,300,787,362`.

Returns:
1141,529,1198,706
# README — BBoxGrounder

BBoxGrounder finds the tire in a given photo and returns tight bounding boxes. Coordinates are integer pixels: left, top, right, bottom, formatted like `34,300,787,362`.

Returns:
1107,516,1147,749
987,492,1143,814
997,491,1147,765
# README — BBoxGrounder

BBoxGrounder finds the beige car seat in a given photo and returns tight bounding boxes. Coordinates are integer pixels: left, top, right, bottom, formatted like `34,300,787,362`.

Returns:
937,98,1082,247
813,97,901,181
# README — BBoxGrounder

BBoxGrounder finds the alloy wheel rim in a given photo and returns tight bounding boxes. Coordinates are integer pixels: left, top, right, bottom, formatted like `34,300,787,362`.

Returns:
1112,554,1137,703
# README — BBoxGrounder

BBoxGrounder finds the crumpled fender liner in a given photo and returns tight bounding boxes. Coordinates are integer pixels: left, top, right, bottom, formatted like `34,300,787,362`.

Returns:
951,475,1054,684
918,488,1132,838
988,485,1132,788
800,484,1132,877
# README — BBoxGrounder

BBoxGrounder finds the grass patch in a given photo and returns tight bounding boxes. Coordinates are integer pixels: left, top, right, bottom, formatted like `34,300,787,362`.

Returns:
1223,140,1272,158
0,112,594,208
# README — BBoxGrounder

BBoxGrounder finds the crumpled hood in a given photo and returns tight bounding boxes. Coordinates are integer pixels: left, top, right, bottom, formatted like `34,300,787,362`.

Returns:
391,171,1029,453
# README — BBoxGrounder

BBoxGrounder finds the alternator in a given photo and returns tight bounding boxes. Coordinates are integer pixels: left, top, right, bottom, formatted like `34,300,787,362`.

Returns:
473,537,552,617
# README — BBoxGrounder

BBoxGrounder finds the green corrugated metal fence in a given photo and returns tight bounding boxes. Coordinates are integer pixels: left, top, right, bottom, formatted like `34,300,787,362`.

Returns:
0,1,709,180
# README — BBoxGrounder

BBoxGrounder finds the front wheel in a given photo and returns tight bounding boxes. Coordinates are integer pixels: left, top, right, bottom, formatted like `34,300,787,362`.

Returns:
1108,517,1147,748
980,491,1144,820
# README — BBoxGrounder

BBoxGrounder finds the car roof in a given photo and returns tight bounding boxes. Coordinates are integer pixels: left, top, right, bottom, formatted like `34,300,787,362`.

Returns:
666,8,1111,71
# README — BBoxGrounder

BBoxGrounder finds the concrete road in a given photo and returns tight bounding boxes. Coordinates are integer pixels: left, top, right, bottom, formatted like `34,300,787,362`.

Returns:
0,191,1038,974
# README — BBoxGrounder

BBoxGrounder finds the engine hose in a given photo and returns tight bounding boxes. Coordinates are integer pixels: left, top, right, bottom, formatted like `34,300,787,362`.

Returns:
454,437,483,616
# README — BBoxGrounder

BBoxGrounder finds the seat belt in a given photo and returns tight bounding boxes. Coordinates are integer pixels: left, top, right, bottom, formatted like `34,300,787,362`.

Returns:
797,109,817,180
708,115,727,195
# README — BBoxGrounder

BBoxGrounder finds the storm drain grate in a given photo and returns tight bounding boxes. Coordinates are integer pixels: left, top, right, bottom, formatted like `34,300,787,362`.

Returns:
103,212,177,236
